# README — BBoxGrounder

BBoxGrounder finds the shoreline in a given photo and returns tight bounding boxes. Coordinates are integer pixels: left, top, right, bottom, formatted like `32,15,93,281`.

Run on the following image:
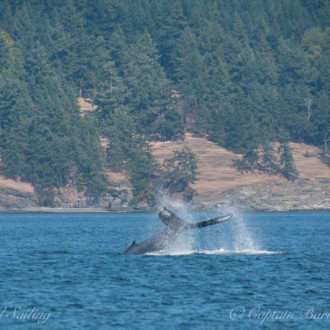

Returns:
0,207,329,214
0,207,151,214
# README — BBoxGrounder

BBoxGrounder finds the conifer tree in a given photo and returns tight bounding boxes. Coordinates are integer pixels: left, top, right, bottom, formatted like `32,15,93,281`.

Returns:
278,143,299,180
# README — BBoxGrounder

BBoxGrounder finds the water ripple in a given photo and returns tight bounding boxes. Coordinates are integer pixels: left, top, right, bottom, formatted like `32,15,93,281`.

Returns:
0,211,328,329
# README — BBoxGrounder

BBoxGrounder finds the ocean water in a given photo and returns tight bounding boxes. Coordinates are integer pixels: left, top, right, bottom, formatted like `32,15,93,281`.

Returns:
0,210,329,329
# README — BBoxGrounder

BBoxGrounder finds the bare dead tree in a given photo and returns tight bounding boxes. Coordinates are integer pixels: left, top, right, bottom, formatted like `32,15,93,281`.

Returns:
304,98,312,121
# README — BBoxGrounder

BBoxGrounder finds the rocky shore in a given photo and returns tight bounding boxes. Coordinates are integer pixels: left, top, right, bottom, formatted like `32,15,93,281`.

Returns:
1,177,329,213
193,178,330,212
1,135,329,213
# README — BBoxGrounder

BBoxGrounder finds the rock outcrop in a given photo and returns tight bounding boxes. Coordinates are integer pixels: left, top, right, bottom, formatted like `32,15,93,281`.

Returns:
194,178,330,211
0,176,38,211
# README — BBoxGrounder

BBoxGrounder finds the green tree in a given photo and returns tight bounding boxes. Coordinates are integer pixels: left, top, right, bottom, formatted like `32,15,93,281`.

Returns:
313,92,330,153
154,0,187,77
74,115,108,197
0,30,24,77
122,31,181,138
95,60,130,120
278,143,299,180
127,142,160,204
102,112,137,172
162,146,198,194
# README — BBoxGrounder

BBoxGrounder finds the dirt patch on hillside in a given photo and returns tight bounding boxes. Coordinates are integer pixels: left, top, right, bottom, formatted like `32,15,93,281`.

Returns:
0,175,34,194
106,170,132,187
289,143,330,179
78,97,98,117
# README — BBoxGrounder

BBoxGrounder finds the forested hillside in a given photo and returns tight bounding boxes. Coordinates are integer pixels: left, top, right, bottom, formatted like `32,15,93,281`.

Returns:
0,0,329,205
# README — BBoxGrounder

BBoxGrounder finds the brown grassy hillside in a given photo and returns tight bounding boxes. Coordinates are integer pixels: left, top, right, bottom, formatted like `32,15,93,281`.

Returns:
151,134,330,210
152,134,329,194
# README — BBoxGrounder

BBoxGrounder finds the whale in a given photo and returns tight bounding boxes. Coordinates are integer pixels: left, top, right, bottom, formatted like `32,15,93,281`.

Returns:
123,207,232,255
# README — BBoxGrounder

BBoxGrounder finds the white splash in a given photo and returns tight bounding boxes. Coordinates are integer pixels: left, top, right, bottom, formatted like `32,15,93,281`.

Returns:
153,194,280,256
223,206,260,252
157,194,195,253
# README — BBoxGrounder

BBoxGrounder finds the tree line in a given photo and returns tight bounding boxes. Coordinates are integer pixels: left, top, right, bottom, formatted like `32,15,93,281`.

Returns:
0,0,329,204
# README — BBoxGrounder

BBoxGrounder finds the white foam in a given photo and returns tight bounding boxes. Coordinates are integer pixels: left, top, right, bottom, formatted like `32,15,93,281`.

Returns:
145,249,285,256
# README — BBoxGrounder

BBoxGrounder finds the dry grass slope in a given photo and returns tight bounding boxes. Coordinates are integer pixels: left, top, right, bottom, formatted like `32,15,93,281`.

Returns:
151,134,330,209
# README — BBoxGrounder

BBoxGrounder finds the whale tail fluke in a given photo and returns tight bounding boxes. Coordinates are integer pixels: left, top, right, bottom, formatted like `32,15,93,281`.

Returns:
159,206,232,230
185,214,233,229
158,207,187,229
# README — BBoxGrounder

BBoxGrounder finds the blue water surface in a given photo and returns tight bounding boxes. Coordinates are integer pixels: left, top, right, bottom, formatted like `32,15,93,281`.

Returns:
0,211,329,329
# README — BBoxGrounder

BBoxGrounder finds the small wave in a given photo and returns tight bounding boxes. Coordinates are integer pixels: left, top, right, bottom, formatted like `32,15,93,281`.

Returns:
146,249,286,256
31,250,73,255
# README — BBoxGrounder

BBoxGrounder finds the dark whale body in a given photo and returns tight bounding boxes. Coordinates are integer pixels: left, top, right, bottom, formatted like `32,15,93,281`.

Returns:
123,207,232,255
